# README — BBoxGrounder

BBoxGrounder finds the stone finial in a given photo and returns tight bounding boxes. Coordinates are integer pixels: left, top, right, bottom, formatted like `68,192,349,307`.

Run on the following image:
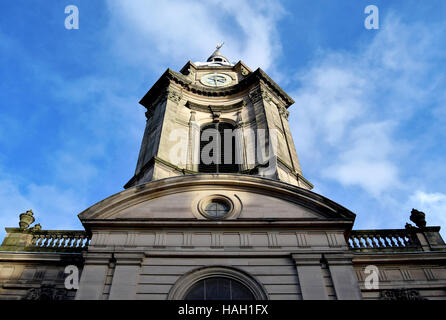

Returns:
410,208,427,228
405,222,415,230
19,210,35,230
206,42,231,65
30,223,42,232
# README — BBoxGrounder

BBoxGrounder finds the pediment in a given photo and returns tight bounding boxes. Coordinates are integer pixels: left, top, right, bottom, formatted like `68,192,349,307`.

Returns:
78,175,355,228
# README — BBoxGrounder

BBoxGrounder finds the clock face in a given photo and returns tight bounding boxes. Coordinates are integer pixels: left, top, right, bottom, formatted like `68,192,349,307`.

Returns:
200,73,232,87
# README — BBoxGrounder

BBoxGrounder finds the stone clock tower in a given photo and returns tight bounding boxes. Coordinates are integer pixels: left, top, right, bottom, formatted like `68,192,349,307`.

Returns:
124,45,313,190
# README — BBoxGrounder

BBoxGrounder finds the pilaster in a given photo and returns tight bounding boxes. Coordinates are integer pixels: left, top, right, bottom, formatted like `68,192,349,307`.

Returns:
108,253,144,300
75,253,112,300
325,253,362,300
292,253,328,300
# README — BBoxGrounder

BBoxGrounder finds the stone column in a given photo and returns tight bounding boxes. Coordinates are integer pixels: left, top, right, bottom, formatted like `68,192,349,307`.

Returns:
75,253,111,300
108,253,144,300
187,111,200,172
325,253,362,300
235,111,247,171
292,253,328,300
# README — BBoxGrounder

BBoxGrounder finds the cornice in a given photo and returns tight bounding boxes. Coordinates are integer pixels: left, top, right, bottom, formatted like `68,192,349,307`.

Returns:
352,252,446,264
124,156,197,189
185,100,246,113
139,67,295,109
0,252,83,262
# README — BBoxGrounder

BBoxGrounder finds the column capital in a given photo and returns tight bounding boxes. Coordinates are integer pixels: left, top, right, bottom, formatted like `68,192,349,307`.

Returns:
324,253,354,266
83,252,113,265
113,253,145,265
291,253,323,266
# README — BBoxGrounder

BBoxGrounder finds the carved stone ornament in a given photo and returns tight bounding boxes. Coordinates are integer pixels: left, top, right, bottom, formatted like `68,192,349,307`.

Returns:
30,223,42,232
380,289,426,300
261,89,272,103
212,111,221,122
278,105,290,119
248,87,272,104
248,88,262,104
24,285,68,300
19,210,35,230
405,222,415,230
410,208,427,228
165,88,182,104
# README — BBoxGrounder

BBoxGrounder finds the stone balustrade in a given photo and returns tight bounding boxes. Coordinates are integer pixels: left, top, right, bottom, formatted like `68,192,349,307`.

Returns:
348,229,422,251
0,228,90,253
29,231,89,251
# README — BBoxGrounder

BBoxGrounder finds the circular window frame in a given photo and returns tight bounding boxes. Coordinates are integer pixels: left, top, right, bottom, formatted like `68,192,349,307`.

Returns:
168,266,269,300
198,195,234,220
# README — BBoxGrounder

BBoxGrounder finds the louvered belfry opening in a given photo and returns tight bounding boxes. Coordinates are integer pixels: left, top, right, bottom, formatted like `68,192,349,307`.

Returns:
199,122,239,173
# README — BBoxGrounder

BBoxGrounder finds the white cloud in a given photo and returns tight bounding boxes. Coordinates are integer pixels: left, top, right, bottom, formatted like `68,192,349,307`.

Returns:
323,121,400,196
410,191,446,234
105,0,284,71
290,15,442,197
0,177,85,240
0,180,33,233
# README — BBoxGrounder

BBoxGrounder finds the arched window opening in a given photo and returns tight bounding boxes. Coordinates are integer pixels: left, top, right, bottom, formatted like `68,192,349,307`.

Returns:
184,277,255,300
199,122,239,173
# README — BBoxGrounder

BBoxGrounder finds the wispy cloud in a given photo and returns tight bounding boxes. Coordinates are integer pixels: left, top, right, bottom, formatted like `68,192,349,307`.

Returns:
409,191,446,236
105,0,284,71
0,24,145,238
290,14,445,197
323,121,400,196
0,175,85,234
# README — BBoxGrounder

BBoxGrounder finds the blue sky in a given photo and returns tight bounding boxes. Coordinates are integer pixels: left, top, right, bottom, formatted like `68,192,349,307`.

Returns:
0,0,445,238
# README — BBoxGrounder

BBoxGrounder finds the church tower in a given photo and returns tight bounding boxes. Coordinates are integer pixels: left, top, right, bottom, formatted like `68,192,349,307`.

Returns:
125,45,313,190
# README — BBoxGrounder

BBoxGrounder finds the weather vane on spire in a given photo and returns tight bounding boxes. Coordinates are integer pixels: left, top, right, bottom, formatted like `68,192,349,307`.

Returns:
216,42,225,50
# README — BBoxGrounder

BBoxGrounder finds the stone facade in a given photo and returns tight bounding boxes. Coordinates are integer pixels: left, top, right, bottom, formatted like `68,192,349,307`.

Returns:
1,52,445,300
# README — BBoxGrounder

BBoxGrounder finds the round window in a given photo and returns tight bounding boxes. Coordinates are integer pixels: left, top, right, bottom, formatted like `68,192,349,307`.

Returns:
195,195,237,220
204,200,230,218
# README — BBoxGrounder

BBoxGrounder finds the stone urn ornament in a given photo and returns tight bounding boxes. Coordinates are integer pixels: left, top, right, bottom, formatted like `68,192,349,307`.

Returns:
410,208,427,228
19,210,35,230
